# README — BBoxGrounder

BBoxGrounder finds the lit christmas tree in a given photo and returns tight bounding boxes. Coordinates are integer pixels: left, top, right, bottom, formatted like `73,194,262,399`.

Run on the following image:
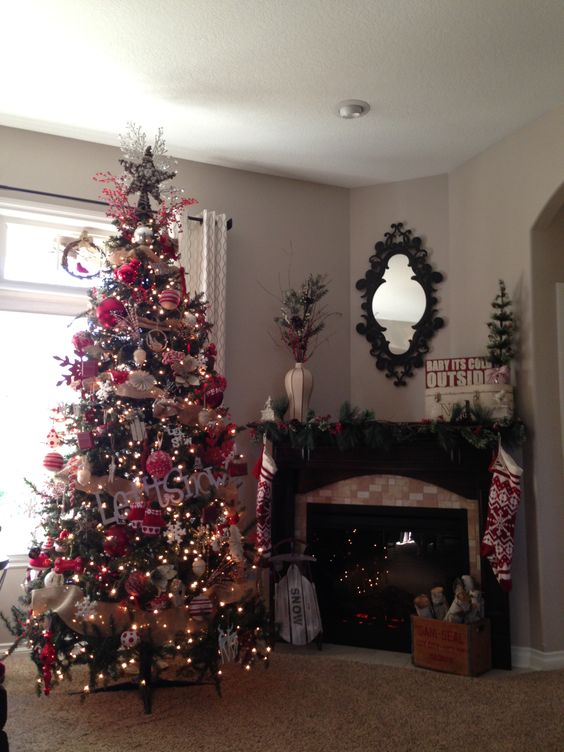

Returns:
6,126,268,710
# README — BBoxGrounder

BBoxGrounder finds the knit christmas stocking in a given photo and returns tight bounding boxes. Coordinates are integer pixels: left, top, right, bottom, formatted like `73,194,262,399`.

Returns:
252,446,277,555
480,442,523,591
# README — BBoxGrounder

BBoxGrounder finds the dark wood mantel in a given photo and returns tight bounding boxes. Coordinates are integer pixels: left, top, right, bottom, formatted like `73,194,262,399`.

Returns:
271,438,512,669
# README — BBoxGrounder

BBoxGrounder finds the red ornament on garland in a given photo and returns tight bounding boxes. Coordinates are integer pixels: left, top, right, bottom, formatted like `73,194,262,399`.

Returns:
96,298,126,329
43,452,64,472
158,289,181,310
145,450,173,479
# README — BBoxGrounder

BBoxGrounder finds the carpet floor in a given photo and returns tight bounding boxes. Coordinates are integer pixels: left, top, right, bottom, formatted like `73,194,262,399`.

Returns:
4,649,564,752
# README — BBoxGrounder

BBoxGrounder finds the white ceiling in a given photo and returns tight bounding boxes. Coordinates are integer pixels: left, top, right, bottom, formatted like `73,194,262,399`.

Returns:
2,0,564,188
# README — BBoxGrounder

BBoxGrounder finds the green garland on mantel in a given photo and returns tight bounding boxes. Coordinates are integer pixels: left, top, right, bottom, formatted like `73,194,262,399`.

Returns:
247,402,526,455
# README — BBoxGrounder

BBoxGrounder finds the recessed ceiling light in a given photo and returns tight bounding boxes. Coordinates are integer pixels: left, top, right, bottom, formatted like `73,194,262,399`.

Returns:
338,99,370,119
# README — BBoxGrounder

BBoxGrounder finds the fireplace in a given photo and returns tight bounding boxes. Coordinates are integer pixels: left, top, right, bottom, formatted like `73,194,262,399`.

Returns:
271,439,511,668
306,502,470,652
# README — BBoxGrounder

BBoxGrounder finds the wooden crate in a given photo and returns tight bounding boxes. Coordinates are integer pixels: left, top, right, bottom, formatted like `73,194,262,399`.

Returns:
411,616,491,676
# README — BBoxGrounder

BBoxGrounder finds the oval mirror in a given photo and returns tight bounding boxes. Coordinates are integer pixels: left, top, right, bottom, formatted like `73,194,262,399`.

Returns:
356,223,445,385
371,253,426,355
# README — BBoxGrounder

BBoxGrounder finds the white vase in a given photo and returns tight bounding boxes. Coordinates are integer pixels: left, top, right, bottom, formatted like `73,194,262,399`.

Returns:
284,362,313,422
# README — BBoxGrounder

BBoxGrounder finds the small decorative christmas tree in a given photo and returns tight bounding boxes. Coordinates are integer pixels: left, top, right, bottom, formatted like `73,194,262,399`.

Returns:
486,279,514,368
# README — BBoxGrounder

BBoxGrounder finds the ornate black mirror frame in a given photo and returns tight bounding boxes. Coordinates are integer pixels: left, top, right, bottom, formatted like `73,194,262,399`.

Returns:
356,222,444,386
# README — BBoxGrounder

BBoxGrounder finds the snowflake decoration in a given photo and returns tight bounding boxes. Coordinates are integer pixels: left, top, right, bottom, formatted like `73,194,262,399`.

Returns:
96,381,115,402
75,596,98,621
165,521,185,544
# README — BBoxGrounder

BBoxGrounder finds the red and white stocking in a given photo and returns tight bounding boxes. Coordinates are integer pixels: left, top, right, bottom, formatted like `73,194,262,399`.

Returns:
252,445,277,555
480,442,523,591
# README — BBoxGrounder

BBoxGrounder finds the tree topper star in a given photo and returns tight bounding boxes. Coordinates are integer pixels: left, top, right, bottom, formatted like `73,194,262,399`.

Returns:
120,146,176,216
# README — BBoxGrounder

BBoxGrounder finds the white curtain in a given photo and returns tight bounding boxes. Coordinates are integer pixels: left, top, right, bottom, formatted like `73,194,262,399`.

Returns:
181,209,228,377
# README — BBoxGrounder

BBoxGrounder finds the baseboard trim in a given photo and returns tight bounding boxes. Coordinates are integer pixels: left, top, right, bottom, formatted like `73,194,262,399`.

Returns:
0,642,29,655
512,645,564,670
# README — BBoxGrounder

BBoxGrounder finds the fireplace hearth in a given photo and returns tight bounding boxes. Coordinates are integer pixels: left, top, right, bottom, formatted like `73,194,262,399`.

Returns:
307,503,469,652
271,439,511,668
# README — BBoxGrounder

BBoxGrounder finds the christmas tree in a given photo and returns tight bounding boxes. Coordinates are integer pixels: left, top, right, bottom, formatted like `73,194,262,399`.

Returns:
7,126,269,708
486,279,514,368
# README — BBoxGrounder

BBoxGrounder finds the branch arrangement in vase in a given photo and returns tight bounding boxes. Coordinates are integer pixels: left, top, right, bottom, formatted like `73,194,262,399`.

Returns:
273,273,340,363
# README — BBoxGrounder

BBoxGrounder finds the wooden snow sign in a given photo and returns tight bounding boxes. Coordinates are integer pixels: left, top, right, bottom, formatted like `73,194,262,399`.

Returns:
275,563,322,645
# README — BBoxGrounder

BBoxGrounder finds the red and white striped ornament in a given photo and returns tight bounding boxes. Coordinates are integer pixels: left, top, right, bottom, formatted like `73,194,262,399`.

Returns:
189,594,213,618
158,289,181,310
43,452,64,472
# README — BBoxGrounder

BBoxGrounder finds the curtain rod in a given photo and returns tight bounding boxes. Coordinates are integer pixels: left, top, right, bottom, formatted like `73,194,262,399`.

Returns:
0,184,233,230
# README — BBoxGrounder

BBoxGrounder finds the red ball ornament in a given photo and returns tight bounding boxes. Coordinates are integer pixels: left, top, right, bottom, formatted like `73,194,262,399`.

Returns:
145,450,173,479
124,571,149,598
71,331,94,354
158,289,181,310
115,258,141,285
206,385,224,409
96,298,126,329
103,525,131,557
43,452,64,472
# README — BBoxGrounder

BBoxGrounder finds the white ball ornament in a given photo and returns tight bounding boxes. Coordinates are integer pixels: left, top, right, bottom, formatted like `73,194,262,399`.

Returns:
184,312,197,328
192,557,206,577
198,409,213,428
133,347,147,366
133,225,154,244
44,571,64,588
120,629,141,649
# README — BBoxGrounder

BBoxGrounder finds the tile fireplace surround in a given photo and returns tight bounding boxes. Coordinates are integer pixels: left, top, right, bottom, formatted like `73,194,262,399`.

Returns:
270,438,511,669
295,474,481,582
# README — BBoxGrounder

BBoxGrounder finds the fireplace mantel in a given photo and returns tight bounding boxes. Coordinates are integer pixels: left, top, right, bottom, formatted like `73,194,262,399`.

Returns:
270,438,511,669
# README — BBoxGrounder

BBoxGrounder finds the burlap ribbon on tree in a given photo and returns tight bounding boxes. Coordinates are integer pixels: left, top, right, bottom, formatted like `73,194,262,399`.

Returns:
31,579,253,640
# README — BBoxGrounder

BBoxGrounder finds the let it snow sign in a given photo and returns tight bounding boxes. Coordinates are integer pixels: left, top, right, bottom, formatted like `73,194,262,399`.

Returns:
425,356,492,389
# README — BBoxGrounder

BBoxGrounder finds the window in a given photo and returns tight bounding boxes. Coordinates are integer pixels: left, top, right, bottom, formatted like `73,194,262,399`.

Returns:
0,199,112,555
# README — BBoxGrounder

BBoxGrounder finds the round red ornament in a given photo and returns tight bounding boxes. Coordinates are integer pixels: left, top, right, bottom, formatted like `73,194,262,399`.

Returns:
158,289,181,310
43,452,64,472
124,571,149,598
96,298,126,329
72,331,94,354
206,386,224,409
145,450,173,479
103,525,131,557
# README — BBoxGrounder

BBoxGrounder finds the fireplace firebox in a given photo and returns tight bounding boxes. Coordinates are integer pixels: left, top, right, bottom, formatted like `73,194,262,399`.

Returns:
307,502,469,652
271,438,511,669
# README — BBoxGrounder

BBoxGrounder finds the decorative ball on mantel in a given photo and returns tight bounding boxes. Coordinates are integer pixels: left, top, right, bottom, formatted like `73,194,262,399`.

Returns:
159,288,182,310
43,452,65,473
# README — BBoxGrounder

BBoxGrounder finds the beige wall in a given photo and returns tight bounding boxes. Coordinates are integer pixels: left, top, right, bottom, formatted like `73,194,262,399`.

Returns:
448,105,564,655
350,105,564,657
350,174,450,420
